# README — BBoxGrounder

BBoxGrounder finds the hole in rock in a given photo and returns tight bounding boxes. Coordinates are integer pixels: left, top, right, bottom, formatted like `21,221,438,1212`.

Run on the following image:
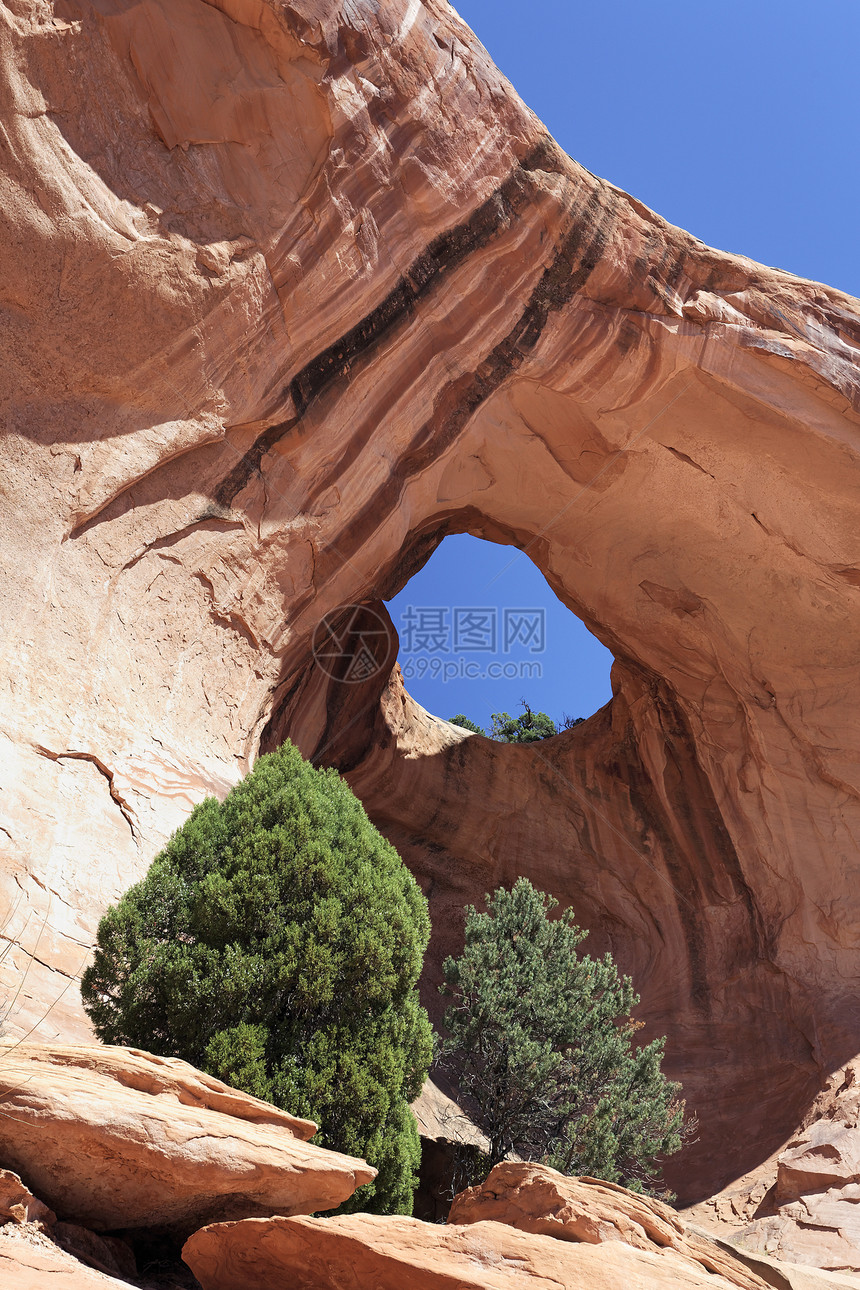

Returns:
385,533,613,734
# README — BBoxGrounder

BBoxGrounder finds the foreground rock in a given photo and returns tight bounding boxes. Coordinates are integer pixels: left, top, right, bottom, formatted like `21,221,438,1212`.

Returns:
688,1060,860,1272
183,1213,760,1290
449,1163,768,1287
3,0,860,1205
0,1041,374,1234
0,1229,133,1290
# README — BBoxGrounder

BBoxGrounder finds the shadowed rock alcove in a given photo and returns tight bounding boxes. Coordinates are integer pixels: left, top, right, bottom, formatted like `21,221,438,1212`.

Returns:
2,0,860,1211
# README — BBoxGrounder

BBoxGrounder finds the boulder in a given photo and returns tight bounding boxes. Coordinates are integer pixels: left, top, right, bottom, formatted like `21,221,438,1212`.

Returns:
735,1191,860,1274
449,1161,685,1248
182,1213,758,1290
411,1077,489,1153
776,1125,860,1205
449,1163,769,1288
0,1041,374,1234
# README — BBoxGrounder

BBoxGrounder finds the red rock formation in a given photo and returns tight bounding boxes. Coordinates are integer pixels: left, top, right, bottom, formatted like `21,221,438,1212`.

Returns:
688,1060,860,1272
182,1211,763,1290
0,1041,374,1233
2,0,860,1206
449,1164,860,1290
448,1162,768,1287
0,1167,137,1280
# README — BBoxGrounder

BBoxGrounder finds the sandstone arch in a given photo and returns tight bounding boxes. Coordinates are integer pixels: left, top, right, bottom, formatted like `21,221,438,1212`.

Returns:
2,0,860,1201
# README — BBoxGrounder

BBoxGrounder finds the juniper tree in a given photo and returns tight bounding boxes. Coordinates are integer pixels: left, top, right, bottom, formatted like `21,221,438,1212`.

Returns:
449,715,486,734
441,878,687,1195
490,704,557,742
81,741,434,1215
450,705,585,743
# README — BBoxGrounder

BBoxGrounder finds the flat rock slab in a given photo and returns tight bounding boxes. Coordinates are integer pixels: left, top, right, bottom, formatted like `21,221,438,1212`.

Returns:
0,1041,375,1234
182,1213,760,1290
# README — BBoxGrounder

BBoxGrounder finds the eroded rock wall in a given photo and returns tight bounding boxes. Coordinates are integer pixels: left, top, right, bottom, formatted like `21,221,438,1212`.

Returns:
2,0,860,1201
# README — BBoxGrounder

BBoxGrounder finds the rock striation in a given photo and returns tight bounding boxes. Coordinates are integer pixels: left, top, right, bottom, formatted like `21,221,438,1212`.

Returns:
0,1041,374,1234
2,0,860,1207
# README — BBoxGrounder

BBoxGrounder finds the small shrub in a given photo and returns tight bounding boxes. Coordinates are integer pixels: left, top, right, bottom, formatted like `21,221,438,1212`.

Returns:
451,703,586,743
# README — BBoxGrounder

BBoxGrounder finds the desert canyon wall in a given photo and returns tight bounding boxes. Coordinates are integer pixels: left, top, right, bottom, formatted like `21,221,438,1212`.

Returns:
2,0,860,1202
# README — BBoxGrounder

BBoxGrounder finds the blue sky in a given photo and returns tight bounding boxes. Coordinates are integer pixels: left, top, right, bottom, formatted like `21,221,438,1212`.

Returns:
387,0,859,732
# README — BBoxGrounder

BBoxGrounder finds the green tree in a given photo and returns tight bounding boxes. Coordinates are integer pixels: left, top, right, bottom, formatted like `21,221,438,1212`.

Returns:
490,703,557,742
440,878,687,1195
449,714,486,734
81,741,434,1216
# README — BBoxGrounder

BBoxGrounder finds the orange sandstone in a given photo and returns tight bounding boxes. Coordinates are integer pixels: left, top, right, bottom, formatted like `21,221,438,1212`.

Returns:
0,1041,373,1233
0,0,859,1207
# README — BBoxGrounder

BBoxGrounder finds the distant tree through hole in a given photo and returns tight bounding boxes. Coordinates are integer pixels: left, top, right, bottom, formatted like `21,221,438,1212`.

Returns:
385,534,613,736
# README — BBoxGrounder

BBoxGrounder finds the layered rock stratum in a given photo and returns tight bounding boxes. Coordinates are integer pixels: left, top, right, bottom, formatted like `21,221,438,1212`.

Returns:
2,0,860,1207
